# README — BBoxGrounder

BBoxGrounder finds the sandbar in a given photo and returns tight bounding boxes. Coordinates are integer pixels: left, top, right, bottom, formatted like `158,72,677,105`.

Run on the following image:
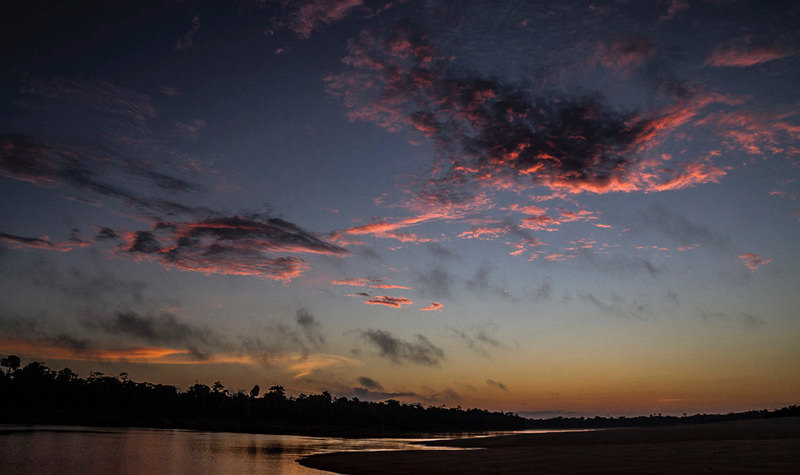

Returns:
299,417,800,474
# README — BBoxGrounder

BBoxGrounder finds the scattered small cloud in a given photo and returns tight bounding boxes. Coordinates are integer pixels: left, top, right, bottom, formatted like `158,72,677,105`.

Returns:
738,253,773,271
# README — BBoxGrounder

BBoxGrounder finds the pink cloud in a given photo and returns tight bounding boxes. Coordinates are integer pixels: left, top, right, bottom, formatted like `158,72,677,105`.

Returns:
659,0,689,22
333,193,491,243
421,302,443,311
365,295,413,308
519,214,559,231
696,110,800,157
706,43,794,68
327,25,737,201
371,283,411,290
333,277,410,289
458,226,507,240
738,253,773,271
0,232,91,253
558,208,599,223
281,0,365,39
333,277,370,286
508,204,547,215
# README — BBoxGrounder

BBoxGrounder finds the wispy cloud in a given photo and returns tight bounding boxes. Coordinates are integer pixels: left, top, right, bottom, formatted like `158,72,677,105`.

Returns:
640,203,729,250
175,14,201,51
420,302,443,311
486,379,508,392
706,40,795,68
332,277,410,289
267,0,366,39
451,323,501,358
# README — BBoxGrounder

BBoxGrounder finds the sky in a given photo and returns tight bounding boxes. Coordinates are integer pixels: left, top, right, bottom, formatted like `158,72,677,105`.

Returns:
1,0,799,417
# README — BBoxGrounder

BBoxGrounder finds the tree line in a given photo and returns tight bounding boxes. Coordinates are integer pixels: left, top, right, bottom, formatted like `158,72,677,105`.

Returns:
0,356,526,435
2,356,796,434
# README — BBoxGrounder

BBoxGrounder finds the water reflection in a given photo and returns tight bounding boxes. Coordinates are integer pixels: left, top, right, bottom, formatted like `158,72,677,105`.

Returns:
0,425,504,474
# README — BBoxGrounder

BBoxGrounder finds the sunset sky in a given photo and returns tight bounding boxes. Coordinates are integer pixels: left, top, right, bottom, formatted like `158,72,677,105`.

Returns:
1,0,798,417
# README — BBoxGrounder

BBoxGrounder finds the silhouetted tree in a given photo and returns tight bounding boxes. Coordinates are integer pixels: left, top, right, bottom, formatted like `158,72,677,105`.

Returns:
1,354,20,375
3,355,793,436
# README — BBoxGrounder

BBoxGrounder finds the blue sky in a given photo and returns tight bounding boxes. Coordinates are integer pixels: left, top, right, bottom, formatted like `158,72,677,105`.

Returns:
1,0,799,416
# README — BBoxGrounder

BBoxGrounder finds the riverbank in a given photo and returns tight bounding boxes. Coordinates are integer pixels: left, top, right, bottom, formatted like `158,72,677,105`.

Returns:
299,417,800,474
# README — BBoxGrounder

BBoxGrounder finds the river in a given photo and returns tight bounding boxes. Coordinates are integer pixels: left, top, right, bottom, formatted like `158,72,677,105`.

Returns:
0,425,551,474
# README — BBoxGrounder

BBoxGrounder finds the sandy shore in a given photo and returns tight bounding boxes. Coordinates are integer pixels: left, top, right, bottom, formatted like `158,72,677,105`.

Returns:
299,417,800,474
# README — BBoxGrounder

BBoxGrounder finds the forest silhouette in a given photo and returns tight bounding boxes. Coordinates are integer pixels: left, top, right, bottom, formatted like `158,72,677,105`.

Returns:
1,355,796,436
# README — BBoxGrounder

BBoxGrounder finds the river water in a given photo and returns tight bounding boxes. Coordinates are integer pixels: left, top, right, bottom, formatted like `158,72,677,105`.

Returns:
0,425,548,474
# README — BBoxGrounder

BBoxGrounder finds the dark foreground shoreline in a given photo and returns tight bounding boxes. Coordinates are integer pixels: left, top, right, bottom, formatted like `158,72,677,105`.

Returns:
299,417,800,474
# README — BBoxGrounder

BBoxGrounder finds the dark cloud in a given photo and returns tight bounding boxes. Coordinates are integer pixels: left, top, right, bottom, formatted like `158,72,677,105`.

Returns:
0,313,92,355
640,203,729,250
0,232,68,251
533,282,552,301
699,311,765,327
115,214,347,281
450,323,501,358
95,227,119,241
356,376,383,390
296,308,325,346
575,248,663,277
0,313,39,337
359,329,444,366
439,387,460,401
426,242,460,260
48,333,91,352
2,106,344,283
352,386,420,401
20,77,157,126
129,165,197,192
327,21,726,201
84,311,223,360
0,134,202,217
465,261,512,299
466,261,492,291
30,262,146,305
415,266,453,299
486,379,508,392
